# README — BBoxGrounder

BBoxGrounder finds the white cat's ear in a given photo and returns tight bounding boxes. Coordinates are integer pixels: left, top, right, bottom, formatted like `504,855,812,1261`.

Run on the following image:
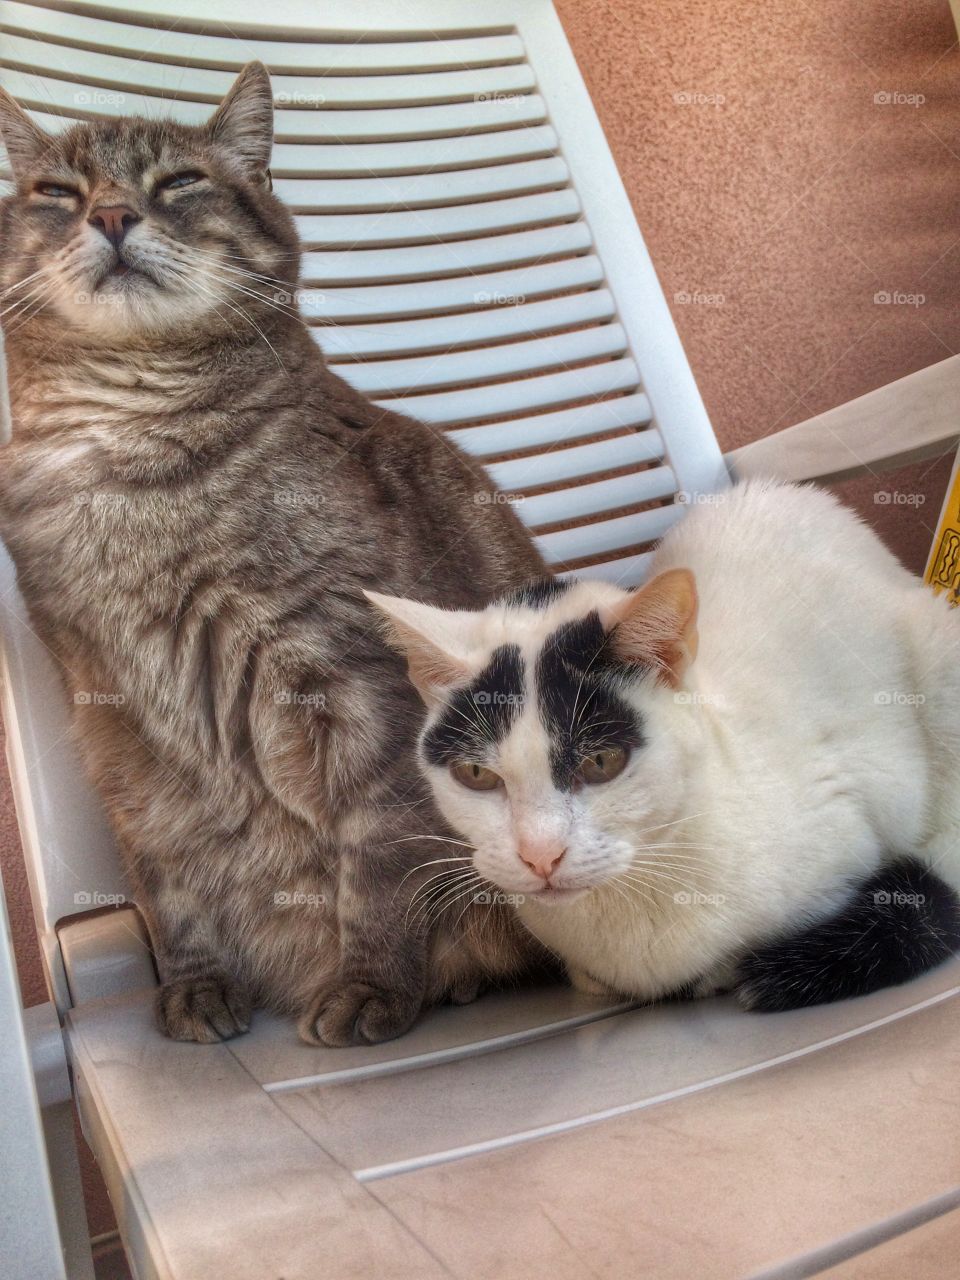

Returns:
364,591,480,704
0,87,53,180
207,62,274,178
603,569,699,687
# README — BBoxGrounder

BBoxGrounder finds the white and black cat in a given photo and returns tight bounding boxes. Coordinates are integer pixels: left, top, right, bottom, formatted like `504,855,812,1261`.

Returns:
369,480,960,1010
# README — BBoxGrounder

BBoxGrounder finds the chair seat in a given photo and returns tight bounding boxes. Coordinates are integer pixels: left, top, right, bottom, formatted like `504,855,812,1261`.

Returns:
66,960,960,1279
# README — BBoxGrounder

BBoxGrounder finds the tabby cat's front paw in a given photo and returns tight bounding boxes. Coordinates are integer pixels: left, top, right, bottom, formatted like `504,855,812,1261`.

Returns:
156,976,251,1043
298,980,422,1047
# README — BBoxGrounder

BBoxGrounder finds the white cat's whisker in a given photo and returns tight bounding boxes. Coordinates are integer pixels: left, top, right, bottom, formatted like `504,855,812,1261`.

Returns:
385,835,474,848
412,872,483,932
391,854,475,900
406,867,478,913
612,876,658,909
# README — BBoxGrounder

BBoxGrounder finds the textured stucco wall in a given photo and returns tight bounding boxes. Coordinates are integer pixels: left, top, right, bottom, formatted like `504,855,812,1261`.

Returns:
1,0,957,1241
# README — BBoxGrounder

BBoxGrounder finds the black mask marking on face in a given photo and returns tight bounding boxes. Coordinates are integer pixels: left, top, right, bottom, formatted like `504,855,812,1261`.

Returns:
499,576,572,610
535,612,646,791
422,644,525,766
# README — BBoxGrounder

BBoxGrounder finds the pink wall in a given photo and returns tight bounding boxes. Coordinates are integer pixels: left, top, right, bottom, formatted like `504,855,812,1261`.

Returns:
1,0,958,1240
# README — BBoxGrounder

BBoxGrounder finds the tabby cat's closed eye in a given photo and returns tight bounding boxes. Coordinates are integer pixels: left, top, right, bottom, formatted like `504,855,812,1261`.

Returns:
33,182,80,199
155,170,206,193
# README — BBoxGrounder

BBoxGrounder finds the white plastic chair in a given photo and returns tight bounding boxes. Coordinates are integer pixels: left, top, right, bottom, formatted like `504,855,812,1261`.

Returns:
1,2,959,1276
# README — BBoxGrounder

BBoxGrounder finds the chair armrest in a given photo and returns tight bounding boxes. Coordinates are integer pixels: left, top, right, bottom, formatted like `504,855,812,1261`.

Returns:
58,906,157,1008
725,355,960,484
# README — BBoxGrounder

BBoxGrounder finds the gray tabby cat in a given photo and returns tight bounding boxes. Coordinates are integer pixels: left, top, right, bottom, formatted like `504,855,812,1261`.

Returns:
0,63,548,1045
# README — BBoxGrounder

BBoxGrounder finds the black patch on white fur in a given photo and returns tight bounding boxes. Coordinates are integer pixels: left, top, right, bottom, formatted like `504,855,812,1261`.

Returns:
735,857,960,1011
535,612,646,791
500,577,571,610
423,644,524,766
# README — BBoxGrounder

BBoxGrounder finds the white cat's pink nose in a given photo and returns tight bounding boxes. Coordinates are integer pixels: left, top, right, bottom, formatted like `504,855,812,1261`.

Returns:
518,841,566,881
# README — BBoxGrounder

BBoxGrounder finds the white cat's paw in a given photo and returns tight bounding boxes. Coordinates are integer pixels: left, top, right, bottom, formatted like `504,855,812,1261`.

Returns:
567,965,618,997
689,962,737,1000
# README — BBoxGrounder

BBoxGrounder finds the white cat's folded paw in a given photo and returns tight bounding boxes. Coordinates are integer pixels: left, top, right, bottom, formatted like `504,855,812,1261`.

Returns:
566,965,618,997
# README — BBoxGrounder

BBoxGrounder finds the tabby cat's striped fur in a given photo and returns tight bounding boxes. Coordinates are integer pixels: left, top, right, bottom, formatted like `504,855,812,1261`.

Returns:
0,64,547,1045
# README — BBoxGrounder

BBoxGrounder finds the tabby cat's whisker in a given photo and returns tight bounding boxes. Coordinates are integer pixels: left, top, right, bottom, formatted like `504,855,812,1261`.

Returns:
181,277,287,371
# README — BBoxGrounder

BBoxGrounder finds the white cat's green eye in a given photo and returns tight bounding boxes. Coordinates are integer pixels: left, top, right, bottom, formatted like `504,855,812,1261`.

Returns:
575,746,629,786
450,761,502,792
33,182,79,199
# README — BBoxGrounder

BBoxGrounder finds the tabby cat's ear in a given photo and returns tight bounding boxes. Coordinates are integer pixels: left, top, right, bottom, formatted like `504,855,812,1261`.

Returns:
0,87,53,180
603,569,699,687
207,62,274,179
364,591,479,704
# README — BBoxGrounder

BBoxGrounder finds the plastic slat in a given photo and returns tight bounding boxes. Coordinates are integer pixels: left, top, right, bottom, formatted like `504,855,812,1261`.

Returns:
519,465,677,527
267,127,559,178
293,191,582,249
272,158,570,213
300,222,590,286
485,430,663,491
9,123,559,180
298,258,603,322
314,289,613,359
21,96,550,142
447,394,655,456
558,552,656,586
332,325,626,396
534,504,685,565
0,4,526,73
373,358,640,426
0,39,537,108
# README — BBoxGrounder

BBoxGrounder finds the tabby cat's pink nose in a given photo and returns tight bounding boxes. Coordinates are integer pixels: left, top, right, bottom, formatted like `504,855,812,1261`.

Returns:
88,205,141,250
518,841,567,880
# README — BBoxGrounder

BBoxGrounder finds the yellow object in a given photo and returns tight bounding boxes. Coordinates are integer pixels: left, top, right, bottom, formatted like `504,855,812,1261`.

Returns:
925,448,960,605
